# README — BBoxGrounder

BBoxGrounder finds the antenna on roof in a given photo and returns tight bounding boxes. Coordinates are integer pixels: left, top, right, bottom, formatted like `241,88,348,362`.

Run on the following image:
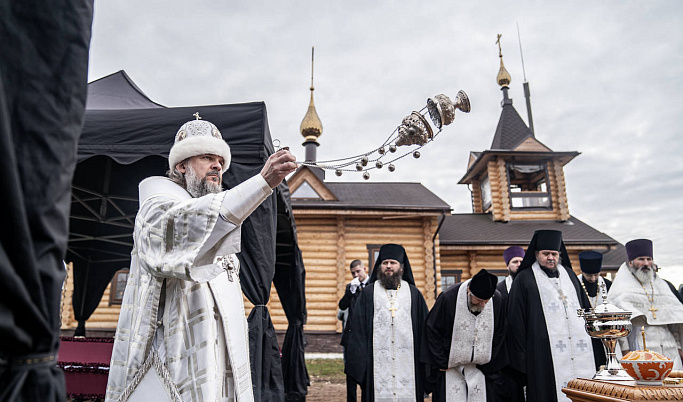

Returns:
517,23,535,136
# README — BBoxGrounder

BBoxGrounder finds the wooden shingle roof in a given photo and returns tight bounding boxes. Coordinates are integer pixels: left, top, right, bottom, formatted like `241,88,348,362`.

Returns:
439,213,618,246
290,182,451,212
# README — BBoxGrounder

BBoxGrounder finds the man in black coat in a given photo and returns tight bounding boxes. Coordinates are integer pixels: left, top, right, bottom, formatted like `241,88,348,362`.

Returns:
338,259,369,401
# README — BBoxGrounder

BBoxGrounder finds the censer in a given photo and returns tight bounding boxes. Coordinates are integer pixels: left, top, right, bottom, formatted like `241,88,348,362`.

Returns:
289,91,470,180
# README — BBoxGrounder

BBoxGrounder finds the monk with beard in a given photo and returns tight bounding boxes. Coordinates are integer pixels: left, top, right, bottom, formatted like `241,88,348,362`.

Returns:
345,244,429,401
607,239,683,368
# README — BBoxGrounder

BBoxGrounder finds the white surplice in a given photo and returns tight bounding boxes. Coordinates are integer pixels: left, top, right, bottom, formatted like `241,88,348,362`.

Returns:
106,175,272,402
608,263,683,369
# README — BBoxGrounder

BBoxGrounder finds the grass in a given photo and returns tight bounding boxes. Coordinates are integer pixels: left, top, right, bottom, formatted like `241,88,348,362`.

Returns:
306,359,345,382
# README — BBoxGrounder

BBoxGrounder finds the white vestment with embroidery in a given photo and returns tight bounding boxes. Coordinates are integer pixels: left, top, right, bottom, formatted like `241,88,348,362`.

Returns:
607,263,683,369
445,279,494,402
106,175,272,402
372,280,416,401
532,263,594,401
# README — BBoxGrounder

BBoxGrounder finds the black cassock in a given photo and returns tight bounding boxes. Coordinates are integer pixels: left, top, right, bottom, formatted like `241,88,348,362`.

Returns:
345,283,429,401
506,266,606,402
420,283,508,402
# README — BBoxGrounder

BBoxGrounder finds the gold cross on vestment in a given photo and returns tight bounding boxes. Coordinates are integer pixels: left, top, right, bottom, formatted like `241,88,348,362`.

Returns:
649,306,658,319
389,302,397,319
558,290,568,304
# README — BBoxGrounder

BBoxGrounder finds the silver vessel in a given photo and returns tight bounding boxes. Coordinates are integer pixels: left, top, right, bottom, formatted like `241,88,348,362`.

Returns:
577,282,634,381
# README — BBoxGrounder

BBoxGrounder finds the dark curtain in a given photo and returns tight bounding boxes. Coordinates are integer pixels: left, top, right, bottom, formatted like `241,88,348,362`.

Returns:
0,0,93,400
71,264,120,336
225,159,284,401
273,184,309,400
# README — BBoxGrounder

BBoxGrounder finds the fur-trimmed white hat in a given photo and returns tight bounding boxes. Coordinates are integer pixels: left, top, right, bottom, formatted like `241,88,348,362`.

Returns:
169,114,231,173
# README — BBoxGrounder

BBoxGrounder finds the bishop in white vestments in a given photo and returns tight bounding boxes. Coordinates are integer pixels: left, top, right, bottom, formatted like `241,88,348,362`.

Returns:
506,230,599,402
346,244,429,402
607,238,683,368
421,269,507,402
105,115,296,402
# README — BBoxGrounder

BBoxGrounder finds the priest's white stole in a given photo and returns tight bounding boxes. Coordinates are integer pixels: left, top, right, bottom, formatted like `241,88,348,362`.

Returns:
372,280,416,400
445,279,493,402
532,263,594,401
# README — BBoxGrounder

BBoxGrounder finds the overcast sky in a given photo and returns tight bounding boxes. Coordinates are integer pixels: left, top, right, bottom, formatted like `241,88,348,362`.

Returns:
87,1,683,283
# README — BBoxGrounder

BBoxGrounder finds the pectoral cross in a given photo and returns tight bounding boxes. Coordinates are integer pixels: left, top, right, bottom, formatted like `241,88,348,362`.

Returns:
389,302,397,319
649,306,658,319
558,289,569,316
215,256,236,282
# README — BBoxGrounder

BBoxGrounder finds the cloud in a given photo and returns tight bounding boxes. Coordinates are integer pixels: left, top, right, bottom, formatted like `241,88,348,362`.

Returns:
88,0,683,273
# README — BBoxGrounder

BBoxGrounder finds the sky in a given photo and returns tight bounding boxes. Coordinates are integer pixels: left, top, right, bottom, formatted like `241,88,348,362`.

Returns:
87,1,683,284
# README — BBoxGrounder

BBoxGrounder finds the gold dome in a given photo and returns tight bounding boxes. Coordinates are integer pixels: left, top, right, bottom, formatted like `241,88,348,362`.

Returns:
300,47,323,144
300,89,323,143
496,34,511,87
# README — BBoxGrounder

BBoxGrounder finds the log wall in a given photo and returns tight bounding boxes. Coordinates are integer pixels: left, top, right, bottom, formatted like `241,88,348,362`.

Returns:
66,213,443,334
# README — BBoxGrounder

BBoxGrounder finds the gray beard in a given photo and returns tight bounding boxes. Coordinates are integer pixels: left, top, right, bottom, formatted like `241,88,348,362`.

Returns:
633,266,655,283
185,167,221,198
468,300,484,314
378,267,403,290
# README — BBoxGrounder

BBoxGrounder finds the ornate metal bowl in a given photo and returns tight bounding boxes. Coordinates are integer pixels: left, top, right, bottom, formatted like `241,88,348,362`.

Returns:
577,287,633,381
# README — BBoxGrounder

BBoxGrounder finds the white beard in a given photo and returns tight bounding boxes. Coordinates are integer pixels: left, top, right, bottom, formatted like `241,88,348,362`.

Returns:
186,166,221,198
633,266,655,283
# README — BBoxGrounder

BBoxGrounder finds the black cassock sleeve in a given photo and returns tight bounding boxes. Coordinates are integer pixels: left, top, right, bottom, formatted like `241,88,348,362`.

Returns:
505,273,529,386
478,291,509,375
420,284,457,386
345,285,373,387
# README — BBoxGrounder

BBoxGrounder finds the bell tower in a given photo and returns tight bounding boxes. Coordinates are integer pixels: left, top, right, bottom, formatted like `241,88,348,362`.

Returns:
458,35,579,222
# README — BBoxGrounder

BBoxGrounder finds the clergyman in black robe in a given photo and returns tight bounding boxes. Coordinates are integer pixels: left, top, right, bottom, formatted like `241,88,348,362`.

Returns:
577,250,612,309
346,244,429,401
496,246,525,299
421,269,507,402
491,246,526,402
506,230,606,402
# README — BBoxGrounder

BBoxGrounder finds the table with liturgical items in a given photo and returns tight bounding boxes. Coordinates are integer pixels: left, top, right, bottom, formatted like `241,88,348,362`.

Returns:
562,378,683,401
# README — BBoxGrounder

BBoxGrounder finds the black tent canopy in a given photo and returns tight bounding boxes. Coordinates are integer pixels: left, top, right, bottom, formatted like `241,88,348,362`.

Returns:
67,70,308,400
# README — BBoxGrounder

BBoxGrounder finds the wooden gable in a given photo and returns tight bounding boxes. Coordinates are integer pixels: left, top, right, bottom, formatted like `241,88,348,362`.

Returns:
288,166,337,201
513,136,552,152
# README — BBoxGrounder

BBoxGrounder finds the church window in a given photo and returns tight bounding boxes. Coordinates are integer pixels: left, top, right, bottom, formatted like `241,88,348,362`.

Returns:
109,268,129,306
440,269,462,292
480,175,492,212
486,269,509,283
367,244,381,274
506,163,552,209
291,181,322,200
